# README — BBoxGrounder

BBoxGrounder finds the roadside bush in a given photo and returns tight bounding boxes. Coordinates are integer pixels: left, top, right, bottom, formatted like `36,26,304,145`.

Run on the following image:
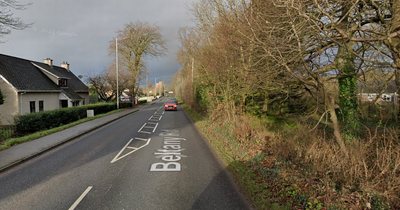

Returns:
14,103,118,135
119,102,134,108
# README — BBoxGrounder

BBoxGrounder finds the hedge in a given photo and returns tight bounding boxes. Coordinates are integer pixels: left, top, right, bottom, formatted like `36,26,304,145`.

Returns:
14,103,133,135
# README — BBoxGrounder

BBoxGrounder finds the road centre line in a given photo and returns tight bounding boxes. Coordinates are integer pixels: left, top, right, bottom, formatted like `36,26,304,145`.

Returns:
68,186,93,210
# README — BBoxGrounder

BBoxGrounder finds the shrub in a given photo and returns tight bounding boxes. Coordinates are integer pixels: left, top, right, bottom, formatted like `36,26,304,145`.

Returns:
14,103,119,135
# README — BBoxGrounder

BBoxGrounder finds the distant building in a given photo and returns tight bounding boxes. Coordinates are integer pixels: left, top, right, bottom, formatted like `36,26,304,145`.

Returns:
358,80,398,105
0,54,89,125
155,81,163,95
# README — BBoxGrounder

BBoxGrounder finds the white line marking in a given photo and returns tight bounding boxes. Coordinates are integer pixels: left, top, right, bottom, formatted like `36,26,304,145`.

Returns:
153,123,159,132
68,186,93,210
139,131,152,134
135,137,148,141
147,122,157,125
159,115,163,120
138,123,146,132
148,115,153,120
111,138,151,163
127,146,138,149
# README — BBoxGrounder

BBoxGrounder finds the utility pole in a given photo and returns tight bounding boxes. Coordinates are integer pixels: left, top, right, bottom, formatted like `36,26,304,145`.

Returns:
146,74,148,100
116,38,119,109
155,77,158,98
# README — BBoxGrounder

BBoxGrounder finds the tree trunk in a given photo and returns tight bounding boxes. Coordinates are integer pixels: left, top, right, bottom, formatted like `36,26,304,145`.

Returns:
328,96,349,158
336,42,359,140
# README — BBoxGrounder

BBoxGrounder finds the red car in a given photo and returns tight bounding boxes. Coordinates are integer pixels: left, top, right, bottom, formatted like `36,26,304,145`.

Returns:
165,100,178,111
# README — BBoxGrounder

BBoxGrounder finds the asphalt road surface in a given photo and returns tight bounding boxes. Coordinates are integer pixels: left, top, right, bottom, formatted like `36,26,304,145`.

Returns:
0,98,253,210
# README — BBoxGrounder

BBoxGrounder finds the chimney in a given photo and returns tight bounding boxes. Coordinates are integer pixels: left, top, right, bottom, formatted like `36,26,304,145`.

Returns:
61,62,70,72
43,58,53,66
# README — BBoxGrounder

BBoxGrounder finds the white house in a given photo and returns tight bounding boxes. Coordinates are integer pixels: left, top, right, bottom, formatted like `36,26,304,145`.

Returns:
0,54,89,125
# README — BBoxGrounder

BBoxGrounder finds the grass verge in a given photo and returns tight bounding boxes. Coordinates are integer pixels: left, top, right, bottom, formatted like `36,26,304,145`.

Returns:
0,109,123,151
181,102,287,209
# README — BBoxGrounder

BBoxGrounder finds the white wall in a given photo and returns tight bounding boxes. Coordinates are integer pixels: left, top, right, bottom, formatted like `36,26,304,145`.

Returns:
19,92,60,115
0,78,18,125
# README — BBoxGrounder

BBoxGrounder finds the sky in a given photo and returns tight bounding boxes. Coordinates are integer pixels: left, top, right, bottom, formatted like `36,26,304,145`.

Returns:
1,0,196,86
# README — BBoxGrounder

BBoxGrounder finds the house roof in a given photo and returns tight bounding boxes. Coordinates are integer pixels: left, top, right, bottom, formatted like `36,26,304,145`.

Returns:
0,54,88,96
62,88,83,100
0,54,61,92
31,62,71,79
31,61,88,92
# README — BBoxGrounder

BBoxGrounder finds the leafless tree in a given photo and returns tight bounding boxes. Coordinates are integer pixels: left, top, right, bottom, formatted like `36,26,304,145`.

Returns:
108,21,167,102
0,0,31,40
85,70,115,102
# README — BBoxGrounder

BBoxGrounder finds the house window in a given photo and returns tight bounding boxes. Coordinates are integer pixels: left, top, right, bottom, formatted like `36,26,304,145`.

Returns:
30,101,36,113
59,79,68,87
39,101,44,111
72,101,80,107
60,100,68,108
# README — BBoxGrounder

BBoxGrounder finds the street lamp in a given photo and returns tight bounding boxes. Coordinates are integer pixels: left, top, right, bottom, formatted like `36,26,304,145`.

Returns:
115,37,128,109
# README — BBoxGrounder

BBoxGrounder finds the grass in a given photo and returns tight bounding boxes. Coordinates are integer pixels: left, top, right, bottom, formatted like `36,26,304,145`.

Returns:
179,99,400,209
180,101,287,209
0,109,123,151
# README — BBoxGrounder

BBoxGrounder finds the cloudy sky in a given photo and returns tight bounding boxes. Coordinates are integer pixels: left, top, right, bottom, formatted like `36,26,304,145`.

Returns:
1,0,196,85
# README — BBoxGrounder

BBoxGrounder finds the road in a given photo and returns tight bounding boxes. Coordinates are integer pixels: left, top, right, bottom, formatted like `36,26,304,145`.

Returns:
0,98,252,210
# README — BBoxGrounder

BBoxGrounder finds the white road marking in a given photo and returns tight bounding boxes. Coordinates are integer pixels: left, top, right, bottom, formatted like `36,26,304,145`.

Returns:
153,123,159,132
139,131,152,134
68,186,93,210
135,137,148,141
138,124,146,132
148,115,154,120
111,138,151,163
159,115,163,120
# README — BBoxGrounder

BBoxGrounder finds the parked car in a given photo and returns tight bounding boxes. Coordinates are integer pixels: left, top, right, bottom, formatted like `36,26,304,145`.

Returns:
165,100,178,111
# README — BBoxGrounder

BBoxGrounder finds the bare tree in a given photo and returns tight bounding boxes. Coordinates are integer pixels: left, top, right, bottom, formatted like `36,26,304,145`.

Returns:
85,70,115,102
108,21,167,103
0,0,31,40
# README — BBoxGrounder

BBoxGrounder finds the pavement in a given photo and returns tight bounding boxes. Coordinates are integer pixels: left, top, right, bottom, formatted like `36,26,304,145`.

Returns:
0,107,140,172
